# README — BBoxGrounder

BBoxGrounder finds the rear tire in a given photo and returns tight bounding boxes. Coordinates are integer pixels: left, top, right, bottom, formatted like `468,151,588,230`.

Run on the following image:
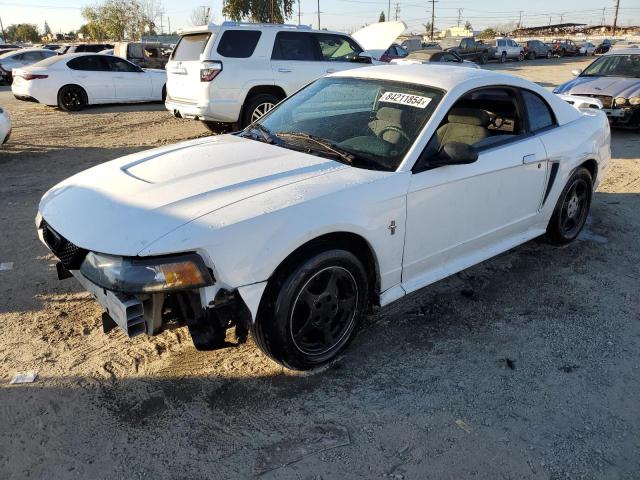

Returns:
545,167,593,245
252,249,369,370
561,48,566,57
528,51,536,60
161,85,166,102
546,50,552,59
478,52,488,65
57,84,87,112
517,52,525,61
241,93,280,128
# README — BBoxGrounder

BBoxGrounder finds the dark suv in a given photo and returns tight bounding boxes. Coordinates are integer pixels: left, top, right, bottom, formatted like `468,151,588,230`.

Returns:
551,39,579,57
523,40,552,60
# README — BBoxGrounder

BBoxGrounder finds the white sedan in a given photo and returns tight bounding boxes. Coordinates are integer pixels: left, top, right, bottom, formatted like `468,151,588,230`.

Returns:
0,105,11,145
12,53,166,111
36,65,610,370
579,42,597,56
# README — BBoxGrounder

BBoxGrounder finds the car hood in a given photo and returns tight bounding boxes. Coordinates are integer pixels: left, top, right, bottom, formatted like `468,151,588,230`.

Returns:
351,21,406,60
555,75,640,98
39,135,349,256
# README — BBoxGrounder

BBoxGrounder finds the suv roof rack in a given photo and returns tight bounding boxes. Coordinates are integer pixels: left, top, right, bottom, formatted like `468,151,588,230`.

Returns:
220,21,312,30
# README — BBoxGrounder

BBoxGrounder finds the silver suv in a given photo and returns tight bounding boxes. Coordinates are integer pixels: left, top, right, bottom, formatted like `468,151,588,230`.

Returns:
165,21,405,131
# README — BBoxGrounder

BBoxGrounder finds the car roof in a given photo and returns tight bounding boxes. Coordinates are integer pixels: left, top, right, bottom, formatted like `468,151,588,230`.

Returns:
178,21,347,37
330,64,503,89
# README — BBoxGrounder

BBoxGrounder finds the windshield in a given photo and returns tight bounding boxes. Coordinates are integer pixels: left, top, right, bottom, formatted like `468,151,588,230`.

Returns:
242,77,443,172
581,54,640,78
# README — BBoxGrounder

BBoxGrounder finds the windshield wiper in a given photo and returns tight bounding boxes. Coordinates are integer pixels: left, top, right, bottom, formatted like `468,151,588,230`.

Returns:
241,123,280,145
276,131,357,165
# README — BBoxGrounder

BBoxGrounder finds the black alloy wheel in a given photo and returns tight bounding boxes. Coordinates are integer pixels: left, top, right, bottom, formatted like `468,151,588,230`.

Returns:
57,85,87,111
252,249,369,370
290,266,358,357
546,167,593,245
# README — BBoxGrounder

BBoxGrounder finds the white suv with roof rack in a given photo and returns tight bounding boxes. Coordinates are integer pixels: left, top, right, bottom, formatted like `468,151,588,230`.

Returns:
164,21,405,132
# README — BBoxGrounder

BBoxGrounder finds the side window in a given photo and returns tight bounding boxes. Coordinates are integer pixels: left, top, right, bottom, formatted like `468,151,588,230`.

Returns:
13,53,25,60
521,90,556,132
272,32,318,61
315,34,362,62
498,40,505,47
104,56,138,72
23,52,42,61
67,55,107,71
217,30,261,58
43,50,56,59
129,44,144,59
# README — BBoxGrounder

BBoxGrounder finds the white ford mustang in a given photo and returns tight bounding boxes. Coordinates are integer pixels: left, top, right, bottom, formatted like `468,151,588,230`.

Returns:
36,65,611,370
12,53,166,111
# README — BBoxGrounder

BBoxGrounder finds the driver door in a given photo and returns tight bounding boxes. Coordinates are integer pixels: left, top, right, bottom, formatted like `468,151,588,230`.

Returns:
103,56,152,100
401,87,549,294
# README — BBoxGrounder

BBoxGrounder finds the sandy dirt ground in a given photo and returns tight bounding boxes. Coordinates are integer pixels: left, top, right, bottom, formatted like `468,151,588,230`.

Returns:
1,56,639,479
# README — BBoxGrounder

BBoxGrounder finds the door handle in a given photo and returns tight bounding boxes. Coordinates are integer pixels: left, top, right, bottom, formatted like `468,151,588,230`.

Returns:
278,68,292,73
326,68,337,73
522,154,537,164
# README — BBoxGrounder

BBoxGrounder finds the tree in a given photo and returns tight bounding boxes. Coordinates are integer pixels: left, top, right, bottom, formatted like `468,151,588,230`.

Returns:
423,21,432,34
223,0,294,23
43,21,52,36
464,20,473,32
189,6,210,26
379,11,385,22
477,27,496,39
81,0,165,40
5,24,40,43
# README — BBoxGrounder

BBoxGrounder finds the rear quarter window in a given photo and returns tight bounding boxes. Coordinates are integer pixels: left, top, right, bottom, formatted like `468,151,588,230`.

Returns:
216,30,261,58
522,90,556,132
172,32,212,61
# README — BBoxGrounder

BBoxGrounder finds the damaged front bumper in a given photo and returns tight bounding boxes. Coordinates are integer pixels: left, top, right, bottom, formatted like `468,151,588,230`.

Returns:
38,216,265,350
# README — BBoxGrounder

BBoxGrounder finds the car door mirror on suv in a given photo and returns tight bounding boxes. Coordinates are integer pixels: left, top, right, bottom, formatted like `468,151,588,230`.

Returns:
431,141,479,166
571,68,582,76
354,53,373,64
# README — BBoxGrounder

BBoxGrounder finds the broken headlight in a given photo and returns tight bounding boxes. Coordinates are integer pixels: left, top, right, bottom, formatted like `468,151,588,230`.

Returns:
79,252,214,293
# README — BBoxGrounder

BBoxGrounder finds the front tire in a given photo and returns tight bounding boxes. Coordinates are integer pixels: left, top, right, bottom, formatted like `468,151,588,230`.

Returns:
500,52,506,63
478,52,488,65
546,50,552,59
57,85,87,111
252,250,369,370
545,167,593,245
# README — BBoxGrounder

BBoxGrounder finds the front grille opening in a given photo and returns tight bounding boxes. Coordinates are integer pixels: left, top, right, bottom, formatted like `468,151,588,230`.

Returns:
41,220,88,270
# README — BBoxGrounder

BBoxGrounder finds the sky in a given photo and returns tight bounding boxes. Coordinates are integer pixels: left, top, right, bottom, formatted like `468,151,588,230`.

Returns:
1,0,639,36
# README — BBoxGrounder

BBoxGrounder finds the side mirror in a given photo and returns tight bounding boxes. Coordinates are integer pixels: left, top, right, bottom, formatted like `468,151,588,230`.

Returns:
571,68,582,76
354,53,373,64
431,142,479,167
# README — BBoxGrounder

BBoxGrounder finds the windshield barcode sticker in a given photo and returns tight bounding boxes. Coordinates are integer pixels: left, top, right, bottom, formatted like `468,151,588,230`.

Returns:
379,92,432,108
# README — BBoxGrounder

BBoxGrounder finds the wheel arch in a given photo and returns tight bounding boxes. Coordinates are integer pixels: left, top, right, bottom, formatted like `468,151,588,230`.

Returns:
580,158,598,185
257,231,382,322
240,85,287,122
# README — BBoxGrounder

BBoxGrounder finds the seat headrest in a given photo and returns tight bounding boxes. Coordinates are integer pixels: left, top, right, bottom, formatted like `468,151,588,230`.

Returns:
447,107,489,127
376,107,403,123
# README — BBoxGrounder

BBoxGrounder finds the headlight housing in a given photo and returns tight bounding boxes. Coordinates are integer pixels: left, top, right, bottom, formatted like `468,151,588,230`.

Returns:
614,97,628,107
629,96,640,106
80,252,214,293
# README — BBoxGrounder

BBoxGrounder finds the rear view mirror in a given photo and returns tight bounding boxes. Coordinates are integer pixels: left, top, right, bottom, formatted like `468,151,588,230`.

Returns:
571,68,582,76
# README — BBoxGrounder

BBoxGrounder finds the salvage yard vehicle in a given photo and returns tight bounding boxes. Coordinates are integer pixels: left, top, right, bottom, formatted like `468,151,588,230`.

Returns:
37,65,611,370
551,39,579,57
579,42,597,56
491,37,524,63
0,48,57,84
391,49,479,68
554,49,640,128
11,53,167,111
523,40,552,60
165,21,406,131
114,41,170,69
439,37,493,65
0,106,11,145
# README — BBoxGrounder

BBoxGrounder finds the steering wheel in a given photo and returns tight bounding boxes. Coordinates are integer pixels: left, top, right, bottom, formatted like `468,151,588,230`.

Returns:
378,125,411,144
490,116,505,129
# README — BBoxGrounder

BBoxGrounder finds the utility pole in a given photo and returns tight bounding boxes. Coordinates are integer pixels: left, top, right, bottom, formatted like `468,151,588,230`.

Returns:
612,0,620,35
428,0,438,40
394,2,400,21
298,0,301,25
560,13,564,23
271,0,274,22
457,8,462,27
388,0,391,25
168,17,171,34
317,0,321,29
601,8,606,25
0,16,5,43
517,11,523,28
